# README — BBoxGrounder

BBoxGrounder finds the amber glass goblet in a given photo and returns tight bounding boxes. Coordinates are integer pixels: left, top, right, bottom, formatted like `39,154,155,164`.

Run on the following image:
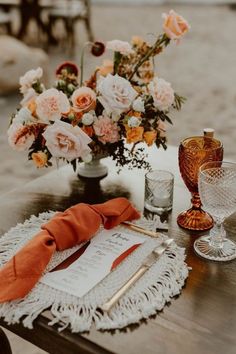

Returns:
177,136,223,231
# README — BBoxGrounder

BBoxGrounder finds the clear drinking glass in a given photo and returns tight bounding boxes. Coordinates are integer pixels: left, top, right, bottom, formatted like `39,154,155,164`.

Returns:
144,170,174,213
194,161,236,261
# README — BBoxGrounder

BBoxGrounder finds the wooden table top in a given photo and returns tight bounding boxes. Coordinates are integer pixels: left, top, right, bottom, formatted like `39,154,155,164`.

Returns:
0,146,235,354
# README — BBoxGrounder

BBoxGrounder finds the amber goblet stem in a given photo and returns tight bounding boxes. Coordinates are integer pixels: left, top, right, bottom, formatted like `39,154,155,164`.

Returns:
191,193,201,209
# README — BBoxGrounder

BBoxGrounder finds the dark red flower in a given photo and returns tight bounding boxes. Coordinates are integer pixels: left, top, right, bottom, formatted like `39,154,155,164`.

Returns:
56,61,79,77
91,41,105,57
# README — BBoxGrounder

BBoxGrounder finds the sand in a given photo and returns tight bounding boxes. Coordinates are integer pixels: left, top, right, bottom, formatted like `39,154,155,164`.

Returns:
0,3,236,353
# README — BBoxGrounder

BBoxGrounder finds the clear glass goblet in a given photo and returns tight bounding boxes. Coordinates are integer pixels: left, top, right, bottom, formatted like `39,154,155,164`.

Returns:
194,161,236,261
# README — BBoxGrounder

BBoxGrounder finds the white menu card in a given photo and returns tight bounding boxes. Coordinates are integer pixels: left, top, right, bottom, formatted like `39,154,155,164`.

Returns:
40,229,146,298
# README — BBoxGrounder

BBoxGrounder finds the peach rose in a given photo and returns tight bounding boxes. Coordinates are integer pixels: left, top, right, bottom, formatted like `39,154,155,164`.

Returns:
98,60,114,77
32,151,48,168
126,126,144,144
162,10,190,41
143,131,157,146
93,115,120,144
36,88,70,122
71,87,96,113
42,120,92,161
8,123,35,151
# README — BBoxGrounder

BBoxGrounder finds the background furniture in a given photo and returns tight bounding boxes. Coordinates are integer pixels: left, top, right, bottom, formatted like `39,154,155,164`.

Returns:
0,146,235,354
48,0,94,51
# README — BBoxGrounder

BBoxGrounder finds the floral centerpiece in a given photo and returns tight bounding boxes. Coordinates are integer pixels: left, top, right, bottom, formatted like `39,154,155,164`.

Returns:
8,10,189,174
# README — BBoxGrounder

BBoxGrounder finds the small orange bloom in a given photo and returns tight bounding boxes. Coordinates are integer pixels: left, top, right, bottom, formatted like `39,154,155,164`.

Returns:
143,130,157,146
126,126,144,144
82,125,94,138
32,151,47,168
131,36,144,47
127,110,142,118
27,99,37,116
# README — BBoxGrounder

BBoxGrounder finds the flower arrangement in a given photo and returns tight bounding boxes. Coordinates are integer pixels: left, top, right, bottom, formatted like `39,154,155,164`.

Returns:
8,10,189,171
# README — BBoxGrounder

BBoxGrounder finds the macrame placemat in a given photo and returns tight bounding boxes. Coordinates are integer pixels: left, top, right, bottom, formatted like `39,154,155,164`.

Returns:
0,212,189,332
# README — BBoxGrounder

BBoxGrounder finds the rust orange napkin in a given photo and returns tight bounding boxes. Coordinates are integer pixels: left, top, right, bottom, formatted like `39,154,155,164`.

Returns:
0,197,140,303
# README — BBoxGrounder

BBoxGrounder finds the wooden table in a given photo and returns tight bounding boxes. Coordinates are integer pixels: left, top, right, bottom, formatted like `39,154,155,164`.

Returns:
0,146,235,354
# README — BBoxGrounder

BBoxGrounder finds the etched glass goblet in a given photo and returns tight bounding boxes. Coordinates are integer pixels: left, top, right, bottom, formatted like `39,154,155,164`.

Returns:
194,161,236,261
177,136,223,231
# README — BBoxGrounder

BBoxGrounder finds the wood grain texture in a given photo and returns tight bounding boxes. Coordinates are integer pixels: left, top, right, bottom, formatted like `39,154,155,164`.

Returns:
0,327,12,354
0,146,235,354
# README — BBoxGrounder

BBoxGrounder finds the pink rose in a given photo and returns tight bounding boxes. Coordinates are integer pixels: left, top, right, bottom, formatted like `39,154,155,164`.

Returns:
106,40,134,55
162,10,190,41
43,120,92,161
93,115,120,144
71,87,96,113
8,123,35,151
148,77,174,111
36,88,70,122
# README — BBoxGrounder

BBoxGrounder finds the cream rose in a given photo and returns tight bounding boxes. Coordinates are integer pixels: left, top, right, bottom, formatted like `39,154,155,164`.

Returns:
8,123,35,151
20,87,38,107
148,77,174,111
71,87,96,113
98,74,137,114
36,88,70,122
106,40,134,55
162,10,190,41
42,120,92,161
13,107,35,125
19,67,43,95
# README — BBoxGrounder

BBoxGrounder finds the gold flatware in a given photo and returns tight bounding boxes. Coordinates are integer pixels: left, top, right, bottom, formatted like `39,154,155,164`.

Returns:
121,221,160,238
101,238,173,312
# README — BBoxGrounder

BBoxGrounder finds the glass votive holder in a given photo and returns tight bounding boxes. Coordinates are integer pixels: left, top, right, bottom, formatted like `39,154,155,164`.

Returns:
144,170,174,213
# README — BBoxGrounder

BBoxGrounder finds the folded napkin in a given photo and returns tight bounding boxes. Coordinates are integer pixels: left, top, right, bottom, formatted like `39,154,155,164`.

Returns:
0,198,140,303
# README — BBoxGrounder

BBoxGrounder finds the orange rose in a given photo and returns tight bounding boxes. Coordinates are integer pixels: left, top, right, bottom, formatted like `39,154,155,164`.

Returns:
126,126,144,144
71,87,96,113
82,125,94,138
32,151,47,168
162,10,190,40
143,131,157,146
98,60,114,77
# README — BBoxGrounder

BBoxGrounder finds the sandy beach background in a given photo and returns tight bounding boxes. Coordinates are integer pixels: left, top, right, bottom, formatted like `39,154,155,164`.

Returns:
0,2,236,353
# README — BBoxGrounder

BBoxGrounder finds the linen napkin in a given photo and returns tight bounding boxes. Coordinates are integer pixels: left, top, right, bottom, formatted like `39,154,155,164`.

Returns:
0,197,140,303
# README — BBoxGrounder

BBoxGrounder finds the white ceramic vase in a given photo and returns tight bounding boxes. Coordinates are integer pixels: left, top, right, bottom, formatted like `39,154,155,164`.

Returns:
77,157,108,179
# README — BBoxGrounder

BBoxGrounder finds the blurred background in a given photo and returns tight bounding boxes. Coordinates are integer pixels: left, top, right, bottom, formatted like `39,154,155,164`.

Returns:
0,1,236,353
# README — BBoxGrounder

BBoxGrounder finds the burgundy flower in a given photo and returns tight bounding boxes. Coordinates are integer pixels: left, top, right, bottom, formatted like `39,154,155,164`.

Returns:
91,41,105,57
56,61,79,77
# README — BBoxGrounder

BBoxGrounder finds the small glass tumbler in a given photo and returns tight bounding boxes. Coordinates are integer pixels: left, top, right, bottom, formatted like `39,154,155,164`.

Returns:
144,170,174,213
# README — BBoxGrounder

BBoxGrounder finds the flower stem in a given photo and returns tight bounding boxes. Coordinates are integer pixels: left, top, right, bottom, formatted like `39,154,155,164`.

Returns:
128,34,170,81
80,42,92,86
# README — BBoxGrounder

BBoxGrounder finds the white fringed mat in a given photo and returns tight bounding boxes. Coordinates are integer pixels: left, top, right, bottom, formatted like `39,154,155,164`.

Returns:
0,212,189,332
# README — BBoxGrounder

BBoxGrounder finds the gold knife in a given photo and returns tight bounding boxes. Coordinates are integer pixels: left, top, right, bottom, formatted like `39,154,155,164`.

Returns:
121,221,160,238
101,238,173,312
